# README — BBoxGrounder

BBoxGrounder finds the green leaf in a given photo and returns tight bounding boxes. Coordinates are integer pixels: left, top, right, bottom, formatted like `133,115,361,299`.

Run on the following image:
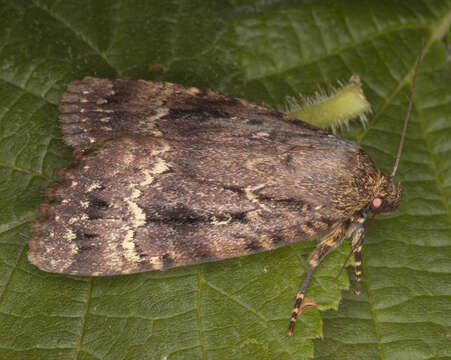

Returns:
0,1,449,359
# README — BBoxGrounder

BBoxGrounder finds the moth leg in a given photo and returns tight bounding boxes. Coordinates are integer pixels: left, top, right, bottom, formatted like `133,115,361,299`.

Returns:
351,216,366,295
287,265,316,337
353,245,363,295
287,221,349,336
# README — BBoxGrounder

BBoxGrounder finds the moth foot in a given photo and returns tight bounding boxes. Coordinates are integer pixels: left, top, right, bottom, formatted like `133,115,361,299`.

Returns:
287,299,318,337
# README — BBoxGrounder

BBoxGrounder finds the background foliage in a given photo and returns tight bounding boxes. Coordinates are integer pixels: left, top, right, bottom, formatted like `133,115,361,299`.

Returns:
0,1,450,359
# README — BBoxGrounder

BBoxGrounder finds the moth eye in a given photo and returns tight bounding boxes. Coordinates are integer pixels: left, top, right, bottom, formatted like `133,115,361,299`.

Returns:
370,197,383,211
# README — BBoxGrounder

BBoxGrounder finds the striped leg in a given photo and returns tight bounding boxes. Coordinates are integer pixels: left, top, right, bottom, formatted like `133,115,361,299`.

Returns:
350,215,366,296
287,221,349,336
287,265,317,337
353,245,363,295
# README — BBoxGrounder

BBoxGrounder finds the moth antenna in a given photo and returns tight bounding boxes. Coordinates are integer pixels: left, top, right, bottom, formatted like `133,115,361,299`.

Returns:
334,249,353,281
391,39,425,178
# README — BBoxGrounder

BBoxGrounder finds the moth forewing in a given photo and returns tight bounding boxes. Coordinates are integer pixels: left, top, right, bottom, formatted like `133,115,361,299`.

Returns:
29,78,378,276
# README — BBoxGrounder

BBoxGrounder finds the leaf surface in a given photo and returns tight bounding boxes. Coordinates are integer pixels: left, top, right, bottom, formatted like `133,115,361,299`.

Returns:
0,1,449,359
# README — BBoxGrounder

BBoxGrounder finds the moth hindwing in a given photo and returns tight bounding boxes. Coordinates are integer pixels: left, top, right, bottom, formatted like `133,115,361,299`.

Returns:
28,76,404,335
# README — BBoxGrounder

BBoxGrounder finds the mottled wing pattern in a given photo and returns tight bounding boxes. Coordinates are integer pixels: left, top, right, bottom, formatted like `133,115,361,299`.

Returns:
29,78,381,275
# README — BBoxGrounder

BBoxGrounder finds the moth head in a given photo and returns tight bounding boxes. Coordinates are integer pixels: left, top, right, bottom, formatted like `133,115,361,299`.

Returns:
370,178,402,214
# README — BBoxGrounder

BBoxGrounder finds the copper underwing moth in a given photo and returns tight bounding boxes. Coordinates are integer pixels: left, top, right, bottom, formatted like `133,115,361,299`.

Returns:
28,46,423,337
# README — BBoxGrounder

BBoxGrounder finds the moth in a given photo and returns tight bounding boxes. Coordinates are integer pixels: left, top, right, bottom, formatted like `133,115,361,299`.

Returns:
28,51,422,337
